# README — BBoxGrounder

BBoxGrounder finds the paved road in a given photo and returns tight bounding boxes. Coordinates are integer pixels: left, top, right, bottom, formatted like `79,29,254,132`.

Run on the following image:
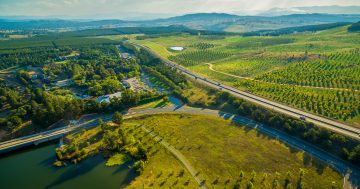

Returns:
127,41,360,140
1,103,359,187
140,125,206,189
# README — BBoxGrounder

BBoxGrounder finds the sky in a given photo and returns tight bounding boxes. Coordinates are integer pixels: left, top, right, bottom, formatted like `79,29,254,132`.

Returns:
0,0,360,19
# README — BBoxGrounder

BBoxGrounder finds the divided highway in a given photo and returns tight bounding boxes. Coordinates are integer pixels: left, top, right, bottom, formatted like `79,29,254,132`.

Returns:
1,104,359,188
128,41,360,140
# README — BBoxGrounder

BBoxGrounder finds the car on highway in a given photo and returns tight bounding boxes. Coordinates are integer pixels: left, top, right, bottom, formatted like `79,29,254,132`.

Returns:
300,116,306,121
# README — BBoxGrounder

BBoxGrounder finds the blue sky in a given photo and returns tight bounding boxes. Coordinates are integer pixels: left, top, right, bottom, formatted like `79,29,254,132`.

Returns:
0,0,359,19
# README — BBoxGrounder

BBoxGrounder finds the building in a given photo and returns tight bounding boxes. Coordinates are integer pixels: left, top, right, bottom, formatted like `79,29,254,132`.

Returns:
97,92,122,103
55,79,73,87
122,77,149,92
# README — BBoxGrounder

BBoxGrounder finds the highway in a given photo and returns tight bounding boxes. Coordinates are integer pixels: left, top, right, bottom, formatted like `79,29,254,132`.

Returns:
127,41,360,140
1,102,359,188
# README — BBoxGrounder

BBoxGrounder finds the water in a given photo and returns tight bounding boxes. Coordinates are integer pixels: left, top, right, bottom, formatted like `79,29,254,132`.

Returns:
0,143,136,189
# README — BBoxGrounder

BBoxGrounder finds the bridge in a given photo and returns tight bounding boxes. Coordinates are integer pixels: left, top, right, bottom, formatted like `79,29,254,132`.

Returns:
1,104,359,188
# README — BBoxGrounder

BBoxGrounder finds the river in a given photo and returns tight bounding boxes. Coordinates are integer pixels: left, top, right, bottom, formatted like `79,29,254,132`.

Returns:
0,142,136,189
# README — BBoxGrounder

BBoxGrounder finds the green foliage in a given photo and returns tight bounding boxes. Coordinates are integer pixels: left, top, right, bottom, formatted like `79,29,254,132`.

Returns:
106,153,130,167
112,111,123,124
129,114,342,188
344,144,360,164
169,50,232,66
226,95,360,166
256,50,360,90
142,66,180,90
43,45,140,96
190,42,215,50
133,160,145,174
31,89,84,127
244,22,351,36
234,79,360,121
231,37,295,49
0,47,71,69
0,35,117,50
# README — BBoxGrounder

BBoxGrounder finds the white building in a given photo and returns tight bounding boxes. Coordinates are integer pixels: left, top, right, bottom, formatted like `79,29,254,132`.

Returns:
97,92,122,103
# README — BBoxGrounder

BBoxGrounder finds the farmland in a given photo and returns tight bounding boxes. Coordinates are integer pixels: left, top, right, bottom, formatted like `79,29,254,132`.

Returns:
129,25,360,126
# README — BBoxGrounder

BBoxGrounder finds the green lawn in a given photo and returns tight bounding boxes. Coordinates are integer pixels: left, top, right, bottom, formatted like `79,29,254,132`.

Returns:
132,98,171,110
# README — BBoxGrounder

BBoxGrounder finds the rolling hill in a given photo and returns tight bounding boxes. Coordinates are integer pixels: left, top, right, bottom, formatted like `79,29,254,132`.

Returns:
1,13,360,33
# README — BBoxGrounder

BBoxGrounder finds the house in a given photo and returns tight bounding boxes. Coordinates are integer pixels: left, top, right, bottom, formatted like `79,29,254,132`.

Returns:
97,92,122,103
55,79,73,87
121,52,131,59
57,55,79,61
121,77,148,92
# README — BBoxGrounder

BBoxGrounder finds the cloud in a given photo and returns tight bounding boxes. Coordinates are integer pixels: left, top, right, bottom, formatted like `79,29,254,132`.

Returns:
0,0,359,18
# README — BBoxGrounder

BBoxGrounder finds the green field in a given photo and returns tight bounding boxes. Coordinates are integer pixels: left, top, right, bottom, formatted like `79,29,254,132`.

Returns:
130,26,360,126
0,36,117,51
58,121,198,189
126,113,343,189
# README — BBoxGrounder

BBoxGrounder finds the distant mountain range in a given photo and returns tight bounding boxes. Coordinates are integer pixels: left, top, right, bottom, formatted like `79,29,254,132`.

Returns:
1,12,360,33
259,6,360,16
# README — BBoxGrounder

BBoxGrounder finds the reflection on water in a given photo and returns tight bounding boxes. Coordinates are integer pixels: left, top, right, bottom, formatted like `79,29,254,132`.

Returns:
0,143,136,189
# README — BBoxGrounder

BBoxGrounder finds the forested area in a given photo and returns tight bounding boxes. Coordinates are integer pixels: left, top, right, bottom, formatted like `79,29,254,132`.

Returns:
124,46,188,90
348,21,360,32
43,45,140,96
0,43,163,140
0,86,83,129
244,22,350,36
0,47,71,69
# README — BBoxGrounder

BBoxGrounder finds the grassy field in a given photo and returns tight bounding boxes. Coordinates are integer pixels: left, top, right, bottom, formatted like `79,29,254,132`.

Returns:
121,122,199,189
126,113,343,189
60,121,199,189
130,25,360,126
131,98,170,110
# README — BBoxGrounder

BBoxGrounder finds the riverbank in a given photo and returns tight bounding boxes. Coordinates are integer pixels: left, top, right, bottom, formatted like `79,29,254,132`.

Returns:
0,143,136,189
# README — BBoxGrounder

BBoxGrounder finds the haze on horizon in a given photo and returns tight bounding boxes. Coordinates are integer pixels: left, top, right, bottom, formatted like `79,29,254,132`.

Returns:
0,0,360,20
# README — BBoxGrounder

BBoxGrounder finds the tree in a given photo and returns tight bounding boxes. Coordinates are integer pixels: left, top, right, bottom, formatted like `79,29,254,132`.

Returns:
112,111,123,124
163,96,169,103
133,160,145,174
250,170,256,183
246,181,254,189
233,181,241,189
99,119,106,131
285,171,292,188
347,144,360,164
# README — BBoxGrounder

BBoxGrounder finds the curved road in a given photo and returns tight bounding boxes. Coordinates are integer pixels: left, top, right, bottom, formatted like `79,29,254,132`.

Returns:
1,103,359,187
128,41,360,140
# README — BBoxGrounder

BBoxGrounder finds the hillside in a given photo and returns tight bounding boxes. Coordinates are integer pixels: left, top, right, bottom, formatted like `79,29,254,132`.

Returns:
260,6,360,16
348,21,360,32
1,13,360,33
